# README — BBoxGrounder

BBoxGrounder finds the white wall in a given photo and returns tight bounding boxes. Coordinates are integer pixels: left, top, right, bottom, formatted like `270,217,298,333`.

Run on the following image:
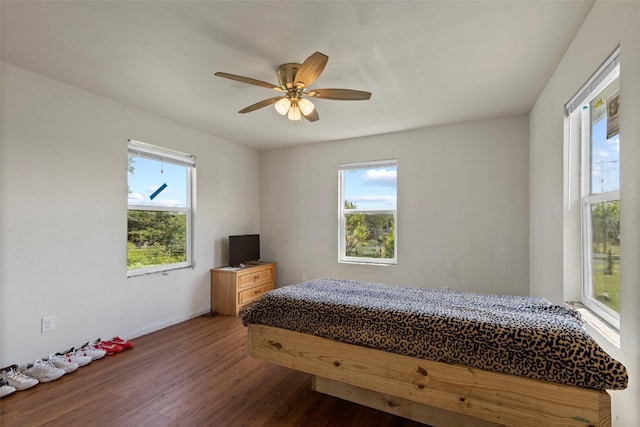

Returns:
261,115,529,295
529,2,640,425
0,63,260,365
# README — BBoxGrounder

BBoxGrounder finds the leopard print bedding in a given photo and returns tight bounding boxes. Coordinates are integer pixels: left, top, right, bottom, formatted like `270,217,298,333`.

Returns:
242,278,628,390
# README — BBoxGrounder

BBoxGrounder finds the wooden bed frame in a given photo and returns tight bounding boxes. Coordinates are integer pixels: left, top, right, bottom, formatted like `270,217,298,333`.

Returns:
247,324,611,427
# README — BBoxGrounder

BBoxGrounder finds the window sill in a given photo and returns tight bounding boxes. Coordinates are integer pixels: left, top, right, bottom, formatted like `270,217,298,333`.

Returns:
566,301,620,348
127,265,194,278
339,260,397,267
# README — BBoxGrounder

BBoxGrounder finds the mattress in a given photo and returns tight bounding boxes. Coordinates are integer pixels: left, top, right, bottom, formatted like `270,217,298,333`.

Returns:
242,278,628,390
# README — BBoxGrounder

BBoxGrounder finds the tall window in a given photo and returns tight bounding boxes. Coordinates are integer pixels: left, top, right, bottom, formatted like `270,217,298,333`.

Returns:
566,48,620,328
339,160,397,265
127,140,195,275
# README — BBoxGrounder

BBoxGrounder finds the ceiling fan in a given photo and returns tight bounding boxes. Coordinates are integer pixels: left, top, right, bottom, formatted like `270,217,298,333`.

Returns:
215,52,371,123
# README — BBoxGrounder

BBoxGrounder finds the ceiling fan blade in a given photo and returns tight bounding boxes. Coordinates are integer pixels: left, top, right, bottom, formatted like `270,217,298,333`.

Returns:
238,97,283,114
307,88,371,101
294,52,328,88
302,108,319,122
215,72,283,92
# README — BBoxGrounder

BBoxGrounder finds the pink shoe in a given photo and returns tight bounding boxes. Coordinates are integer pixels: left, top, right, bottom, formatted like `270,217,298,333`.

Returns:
94,340,123,355
107,336,134,350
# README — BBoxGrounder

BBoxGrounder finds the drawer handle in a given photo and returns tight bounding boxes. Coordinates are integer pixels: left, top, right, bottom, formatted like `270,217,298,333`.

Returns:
254,289,261,295
254,275,260,280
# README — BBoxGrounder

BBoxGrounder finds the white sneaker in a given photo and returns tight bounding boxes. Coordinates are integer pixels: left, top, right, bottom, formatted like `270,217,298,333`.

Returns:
47,354,78,373
0,379,17,398
1,365,38,390
78,343,106,360
61,350,92,367
24,360,65,383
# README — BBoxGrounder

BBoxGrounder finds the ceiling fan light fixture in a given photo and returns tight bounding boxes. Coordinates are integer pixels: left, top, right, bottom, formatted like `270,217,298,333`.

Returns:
288,105,302,121
298,98,315,115
216,51,371,123
274,97,291,115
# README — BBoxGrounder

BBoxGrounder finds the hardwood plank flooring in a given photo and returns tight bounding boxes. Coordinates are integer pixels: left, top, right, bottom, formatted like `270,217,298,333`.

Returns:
0,315,426,427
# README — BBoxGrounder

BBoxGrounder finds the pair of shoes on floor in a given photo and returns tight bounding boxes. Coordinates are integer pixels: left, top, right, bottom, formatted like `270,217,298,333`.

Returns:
47,354,79,374
76,342,107,360
23,359,66,383
54,349,92,367
1,364,38,391
0,379,16,398
93,337,134,355
108,336,134,350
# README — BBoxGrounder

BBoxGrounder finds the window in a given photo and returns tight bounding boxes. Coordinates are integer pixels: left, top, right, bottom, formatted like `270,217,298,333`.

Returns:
566,48,620,328
127,140,195,275
339,160,397,265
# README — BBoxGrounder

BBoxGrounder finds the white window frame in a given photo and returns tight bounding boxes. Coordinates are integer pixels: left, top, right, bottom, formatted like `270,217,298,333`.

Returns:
338,159,397,265
581,192,620,328
566,48,620,329
127,139,195,276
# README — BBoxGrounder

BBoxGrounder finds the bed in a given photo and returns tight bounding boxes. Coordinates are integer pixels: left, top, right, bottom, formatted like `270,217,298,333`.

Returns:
242,279,628,427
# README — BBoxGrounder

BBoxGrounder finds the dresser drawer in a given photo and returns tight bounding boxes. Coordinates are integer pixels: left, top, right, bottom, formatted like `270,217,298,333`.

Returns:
237,267,273,289
211,262,276,316
238,283,272,305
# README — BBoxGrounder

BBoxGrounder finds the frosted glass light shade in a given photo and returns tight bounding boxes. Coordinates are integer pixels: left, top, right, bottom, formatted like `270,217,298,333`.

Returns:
298,98,315,115
288,105,302,121
274,97,291,115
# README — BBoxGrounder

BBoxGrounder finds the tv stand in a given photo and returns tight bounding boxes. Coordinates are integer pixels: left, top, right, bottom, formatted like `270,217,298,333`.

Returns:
210,262,276,315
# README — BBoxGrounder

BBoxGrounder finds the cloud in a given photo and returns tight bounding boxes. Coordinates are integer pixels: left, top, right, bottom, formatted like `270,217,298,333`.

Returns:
128,193,185,208
350,194,396,207
361,168,397,187
153,199,185,208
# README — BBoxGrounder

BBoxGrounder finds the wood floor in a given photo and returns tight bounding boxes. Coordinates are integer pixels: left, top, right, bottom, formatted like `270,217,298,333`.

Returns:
0,314,426,427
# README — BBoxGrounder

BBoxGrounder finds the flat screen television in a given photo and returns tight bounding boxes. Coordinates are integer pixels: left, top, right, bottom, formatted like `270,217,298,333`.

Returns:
228,234,260,267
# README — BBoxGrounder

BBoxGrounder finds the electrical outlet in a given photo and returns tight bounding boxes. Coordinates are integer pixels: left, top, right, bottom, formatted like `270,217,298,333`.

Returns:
41,316,55,333
301,273,308,281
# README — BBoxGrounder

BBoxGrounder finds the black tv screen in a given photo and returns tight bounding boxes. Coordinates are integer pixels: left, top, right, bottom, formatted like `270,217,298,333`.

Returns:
228,234,260,267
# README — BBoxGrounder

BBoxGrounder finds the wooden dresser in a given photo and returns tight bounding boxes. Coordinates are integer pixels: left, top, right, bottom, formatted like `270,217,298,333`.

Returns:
210,262,276,315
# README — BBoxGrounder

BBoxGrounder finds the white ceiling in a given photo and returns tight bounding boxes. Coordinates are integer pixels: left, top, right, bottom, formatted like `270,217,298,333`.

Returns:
1,1,593,151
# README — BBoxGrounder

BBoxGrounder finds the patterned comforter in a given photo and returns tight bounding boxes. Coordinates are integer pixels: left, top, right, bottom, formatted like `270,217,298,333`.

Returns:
242,279,628,390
